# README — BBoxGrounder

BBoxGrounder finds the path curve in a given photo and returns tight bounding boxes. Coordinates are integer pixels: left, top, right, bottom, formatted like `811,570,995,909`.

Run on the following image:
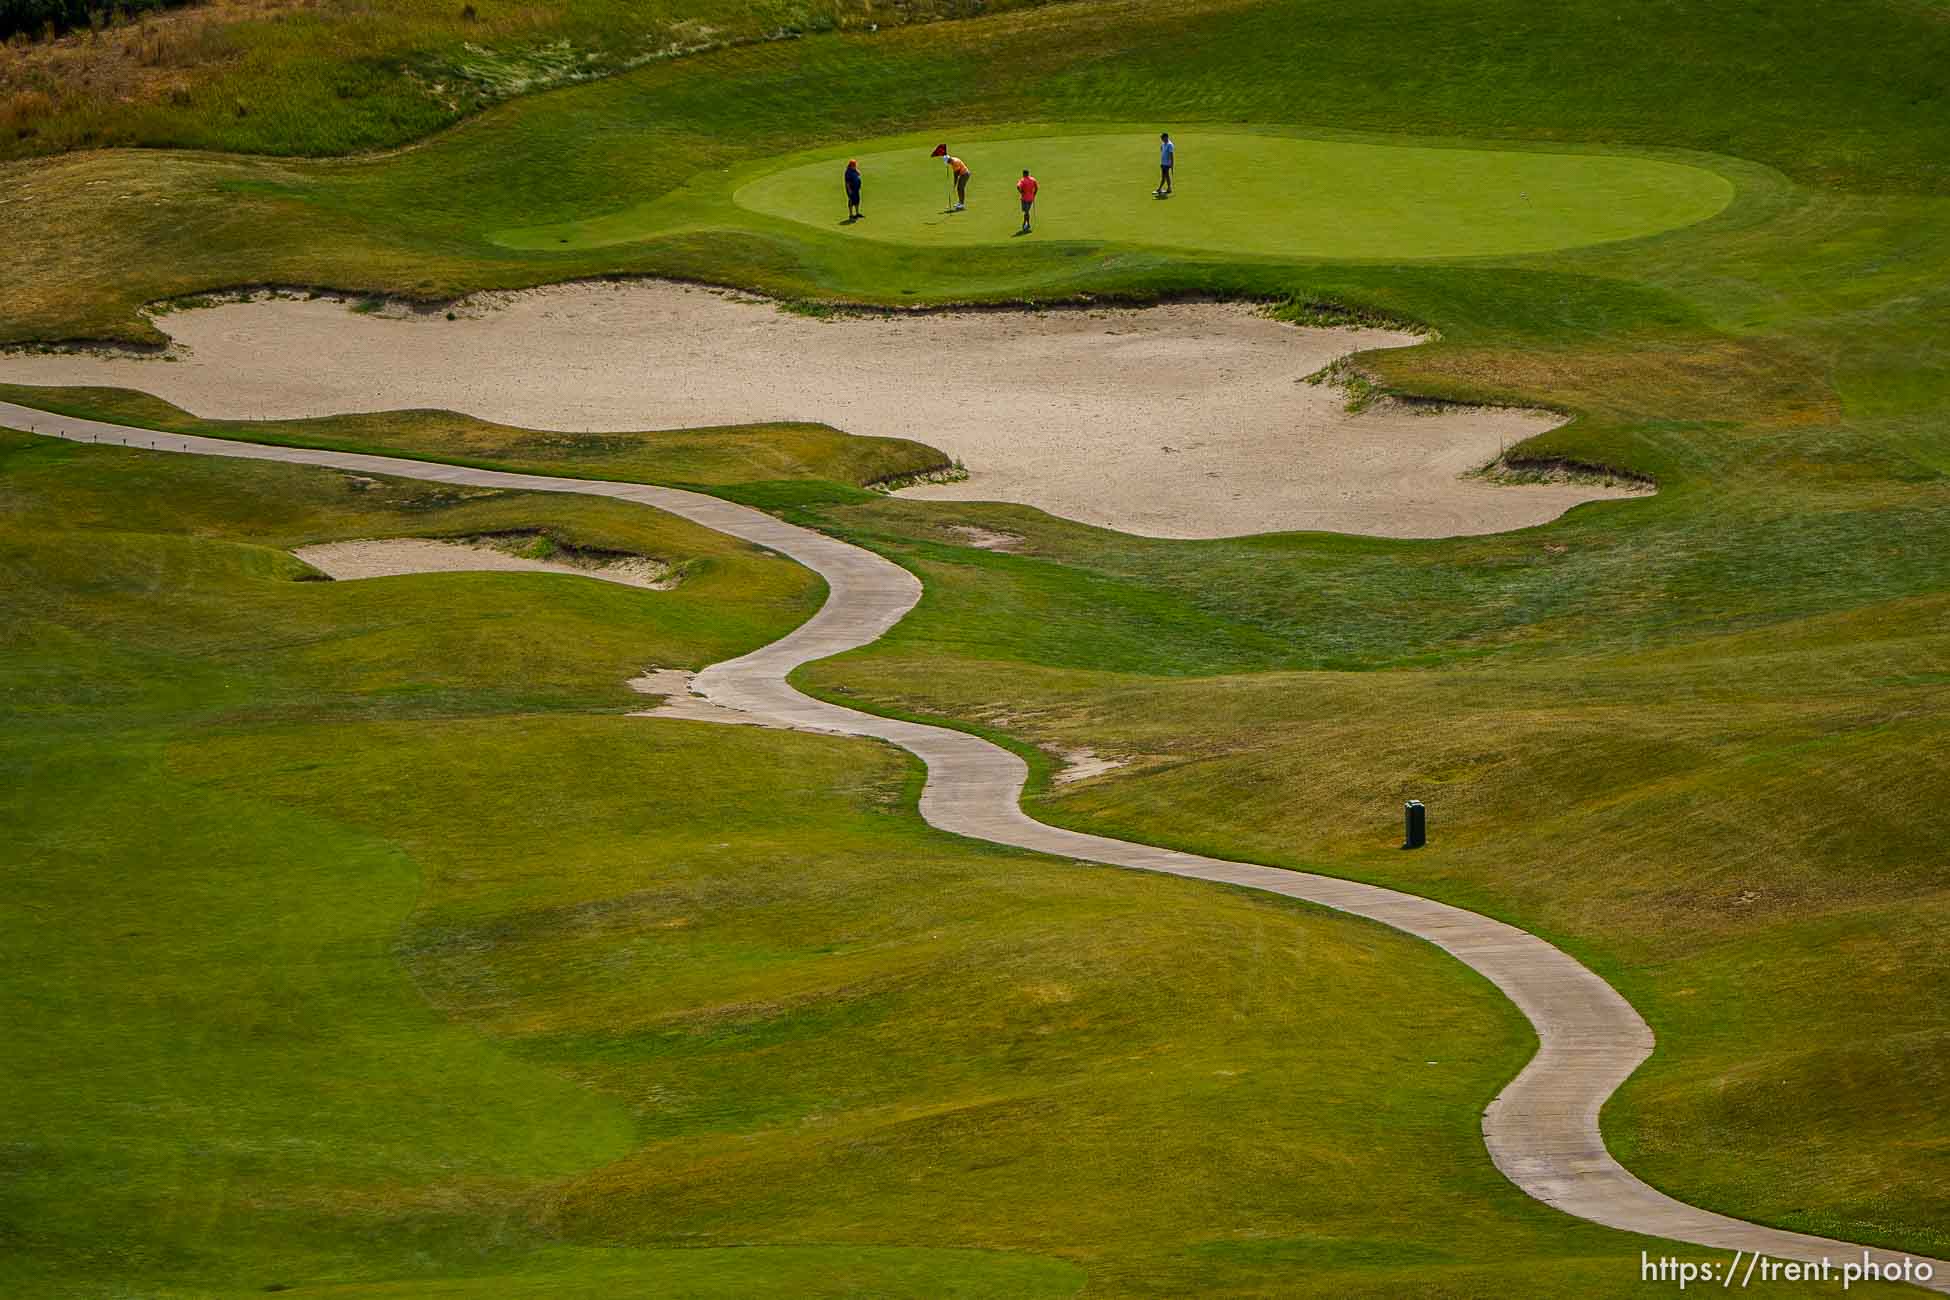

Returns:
10,400,1944,1292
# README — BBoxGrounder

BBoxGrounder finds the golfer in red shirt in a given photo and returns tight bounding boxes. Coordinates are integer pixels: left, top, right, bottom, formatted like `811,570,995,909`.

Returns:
1016,169,1039,233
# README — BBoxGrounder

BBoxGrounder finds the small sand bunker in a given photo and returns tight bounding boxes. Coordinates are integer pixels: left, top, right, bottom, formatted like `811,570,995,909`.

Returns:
626,667,765,725
1052,747,1127,785
945,524,1025,551
294,538,674,589
0,281,1647,539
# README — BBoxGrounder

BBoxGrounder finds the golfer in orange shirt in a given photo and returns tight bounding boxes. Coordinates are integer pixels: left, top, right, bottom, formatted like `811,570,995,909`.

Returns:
1016,169,1039,233
944,153,972,210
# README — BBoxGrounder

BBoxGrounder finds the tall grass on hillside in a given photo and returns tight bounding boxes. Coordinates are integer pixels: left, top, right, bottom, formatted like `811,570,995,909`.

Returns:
2,0,186,42
0,0,1076,156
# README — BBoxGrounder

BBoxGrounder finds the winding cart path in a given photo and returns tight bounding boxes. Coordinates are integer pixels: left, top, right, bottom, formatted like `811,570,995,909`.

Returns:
9,399,1943,1292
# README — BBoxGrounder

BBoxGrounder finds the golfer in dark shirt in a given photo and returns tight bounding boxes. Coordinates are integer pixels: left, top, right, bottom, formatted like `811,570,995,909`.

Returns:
844,159,863,221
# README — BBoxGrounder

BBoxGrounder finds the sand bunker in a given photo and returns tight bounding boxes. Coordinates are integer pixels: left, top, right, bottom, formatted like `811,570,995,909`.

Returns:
294,538,675,589
0,281,1644,539
944,524,1025,551
1052,747,1127,786
626,667,765,725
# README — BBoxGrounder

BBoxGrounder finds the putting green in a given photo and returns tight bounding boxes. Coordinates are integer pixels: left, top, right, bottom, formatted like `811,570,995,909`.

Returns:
731,129,1736,259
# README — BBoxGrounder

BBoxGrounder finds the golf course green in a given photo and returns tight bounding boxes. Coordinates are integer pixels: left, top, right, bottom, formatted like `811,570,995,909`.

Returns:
727,130,1736,258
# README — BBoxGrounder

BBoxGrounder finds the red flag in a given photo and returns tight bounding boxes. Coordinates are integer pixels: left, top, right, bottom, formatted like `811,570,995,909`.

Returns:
930,144,948,157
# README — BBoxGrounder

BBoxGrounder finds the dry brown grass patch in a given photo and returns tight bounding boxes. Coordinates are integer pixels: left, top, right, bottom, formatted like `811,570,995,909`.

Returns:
0,0,304,114
0,86,51,133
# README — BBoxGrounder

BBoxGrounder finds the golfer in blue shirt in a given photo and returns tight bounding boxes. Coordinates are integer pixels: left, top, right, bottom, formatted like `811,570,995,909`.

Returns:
844,159,863,221
1156,132,1175,196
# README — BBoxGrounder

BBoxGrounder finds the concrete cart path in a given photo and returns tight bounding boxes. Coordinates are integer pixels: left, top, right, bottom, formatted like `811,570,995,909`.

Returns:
9,400,1942,1293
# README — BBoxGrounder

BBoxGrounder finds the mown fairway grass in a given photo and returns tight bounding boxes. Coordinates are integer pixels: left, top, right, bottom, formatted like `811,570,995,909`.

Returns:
4,0,1950,1291
0,429,1719,1296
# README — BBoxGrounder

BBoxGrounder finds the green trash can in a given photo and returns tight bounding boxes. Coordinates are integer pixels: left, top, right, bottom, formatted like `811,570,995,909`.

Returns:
1403,800,1426,850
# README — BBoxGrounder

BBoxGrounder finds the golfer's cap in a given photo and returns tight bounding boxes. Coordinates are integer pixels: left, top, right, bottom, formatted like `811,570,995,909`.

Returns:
847,158,858,167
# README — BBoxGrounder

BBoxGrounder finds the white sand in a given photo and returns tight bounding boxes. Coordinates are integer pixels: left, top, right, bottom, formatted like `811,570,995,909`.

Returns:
626,667,765,725
1052,746,1128,786
0,281,1643,539
293,538,674,588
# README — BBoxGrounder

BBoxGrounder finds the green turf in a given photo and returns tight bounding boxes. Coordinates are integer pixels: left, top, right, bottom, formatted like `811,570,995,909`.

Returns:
778,475,1950,1258
1,428,1723,1296
710,128,1735,259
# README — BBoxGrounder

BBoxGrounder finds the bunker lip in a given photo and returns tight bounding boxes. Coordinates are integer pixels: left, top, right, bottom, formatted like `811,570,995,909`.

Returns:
0,280,1648,541
7,399,1941,1295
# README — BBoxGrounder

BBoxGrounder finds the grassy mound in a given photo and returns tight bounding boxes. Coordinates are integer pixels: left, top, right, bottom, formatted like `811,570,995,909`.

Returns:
0,383,954,492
